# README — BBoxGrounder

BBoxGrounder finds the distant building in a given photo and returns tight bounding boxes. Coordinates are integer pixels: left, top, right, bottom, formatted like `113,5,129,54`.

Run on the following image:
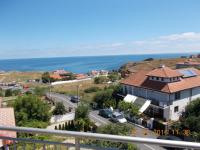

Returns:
121,65,200,121
50,74,63,80
53,69,69,75
75,74,88,80
90,70,109,77
176,60,200,69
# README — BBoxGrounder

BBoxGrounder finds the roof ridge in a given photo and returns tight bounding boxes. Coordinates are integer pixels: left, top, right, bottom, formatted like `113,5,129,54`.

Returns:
163,67,169,77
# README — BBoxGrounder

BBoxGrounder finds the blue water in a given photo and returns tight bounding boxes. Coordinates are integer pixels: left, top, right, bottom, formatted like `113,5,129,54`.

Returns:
0,53,193,73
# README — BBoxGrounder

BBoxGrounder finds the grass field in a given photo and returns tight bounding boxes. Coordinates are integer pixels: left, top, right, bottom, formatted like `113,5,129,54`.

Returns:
52,79,109,103
0,72,43,82
121,57,200,73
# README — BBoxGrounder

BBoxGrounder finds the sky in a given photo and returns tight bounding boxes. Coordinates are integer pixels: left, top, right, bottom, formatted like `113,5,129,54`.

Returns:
0,0,200,59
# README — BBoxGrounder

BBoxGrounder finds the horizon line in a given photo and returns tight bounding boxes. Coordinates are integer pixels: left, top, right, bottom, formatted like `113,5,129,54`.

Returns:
0,51,198,61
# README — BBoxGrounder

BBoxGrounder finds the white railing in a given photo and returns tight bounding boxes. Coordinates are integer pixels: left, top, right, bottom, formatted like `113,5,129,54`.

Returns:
0,126,200,150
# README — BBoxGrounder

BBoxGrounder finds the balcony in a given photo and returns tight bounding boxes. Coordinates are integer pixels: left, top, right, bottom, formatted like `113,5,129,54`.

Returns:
0,126,200,150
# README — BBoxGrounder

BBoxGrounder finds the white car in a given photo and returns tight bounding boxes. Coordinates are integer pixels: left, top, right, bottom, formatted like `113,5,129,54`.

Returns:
110,112,127,123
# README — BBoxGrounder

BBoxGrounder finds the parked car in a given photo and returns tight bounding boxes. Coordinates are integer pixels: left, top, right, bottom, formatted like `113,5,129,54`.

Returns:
110,112,127,123
99,109,112,118
70,96,80,103
157,135,183,150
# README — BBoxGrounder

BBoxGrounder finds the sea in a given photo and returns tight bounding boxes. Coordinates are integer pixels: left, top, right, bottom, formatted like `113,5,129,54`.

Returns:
0,53,195,73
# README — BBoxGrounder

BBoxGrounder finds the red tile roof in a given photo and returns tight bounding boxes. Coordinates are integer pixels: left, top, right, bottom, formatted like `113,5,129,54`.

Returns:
146,66,183,78
177,61,200,65
50,74,62,80
121,68,200,93
0,108,16,146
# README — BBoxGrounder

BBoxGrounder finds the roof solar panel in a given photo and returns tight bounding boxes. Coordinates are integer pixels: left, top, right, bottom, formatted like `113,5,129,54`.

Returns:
178,69,197,78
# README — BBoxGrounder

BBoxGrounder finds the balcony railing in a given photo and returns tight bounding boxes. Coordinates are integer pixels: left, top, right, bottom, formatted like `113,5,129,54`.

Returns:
0,126,200,150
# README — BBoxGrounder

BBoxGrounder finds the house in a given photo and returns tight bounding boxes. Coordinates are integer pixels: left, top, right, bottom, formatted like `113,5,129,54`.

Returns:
121,65,200,121
0,107,16,147
90,70,109,77
50,74,62,80
75,74,88,80
176,60,200,69
53,69,69,75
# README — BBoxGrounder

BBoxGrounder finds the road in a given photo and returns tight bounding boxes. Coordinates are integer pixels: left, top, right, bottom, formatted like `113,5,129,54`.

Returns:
46,93,110,126
47,92,164,150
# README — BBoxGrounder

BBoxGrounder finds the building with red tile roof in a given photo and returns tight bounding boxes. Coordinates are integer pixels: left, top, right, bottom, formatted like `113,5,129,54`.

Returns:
50,74,62,80
176,60,200,69
0,108,16,147
121,65,200,121
75,74,88,80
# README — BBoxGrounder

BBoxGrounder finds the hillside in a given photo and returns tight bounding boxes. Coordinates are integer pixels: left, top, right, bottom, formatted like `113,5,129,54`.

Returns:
119,57,200,77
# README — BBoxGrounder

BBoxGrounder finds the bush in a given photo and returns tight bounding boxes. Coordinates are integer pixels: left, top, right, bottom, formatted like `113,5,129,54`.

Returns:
94,76,108,84
53,102,67,115
42,72,55,83
12,89,21,96
108,72,121,82
13,95,51,127
93,89,116,109
87,124,138,150
84,87,101,93
34,87,48,96
118,101,139,117
144,58,154,61
5,89,12,97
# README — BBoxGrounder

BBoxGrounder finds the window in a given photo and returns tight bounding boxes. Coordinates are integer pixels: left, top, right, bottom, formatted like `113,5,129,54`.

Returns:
161,78,164,81
156,77,159,80
175,92,181,100
174,106,179,112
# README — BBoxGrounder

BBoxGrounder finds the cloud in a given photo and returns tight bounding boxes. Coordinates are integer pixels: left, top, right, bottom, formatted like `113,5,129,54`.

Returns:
131,32,200,54
159,32,200,41
1,32,200,59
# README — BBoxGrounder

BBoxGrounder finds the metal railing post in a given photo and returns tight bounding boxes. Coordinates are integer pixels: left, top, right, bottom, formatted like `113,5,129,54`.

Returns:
75,138,80,150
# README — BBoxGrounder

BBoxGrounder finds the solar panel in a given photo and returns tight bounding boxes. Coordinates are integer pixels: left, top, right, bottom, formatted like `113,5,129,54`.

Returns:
178,69,197,78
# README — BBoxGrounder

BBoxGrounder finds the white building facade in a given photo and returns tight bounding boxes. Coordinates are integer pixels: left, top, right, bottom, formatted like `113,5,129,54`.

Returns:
121,66,200,121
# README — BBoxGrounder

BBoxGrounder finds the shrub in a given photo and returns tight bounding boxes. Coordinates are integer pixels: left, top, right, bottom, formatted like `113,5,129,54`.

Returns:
94,76,108,84
5,89,12,97
84,87,101,93
53,102,67,115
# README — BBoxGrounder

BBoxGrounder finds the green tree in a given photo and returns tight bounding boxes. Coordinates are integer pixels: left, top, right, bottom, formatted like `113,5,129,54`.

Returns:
13,95,51,127
53,102,67,115
173,98,200,141
61,72,76,80
89,124,138,150
93,89,116,108
5,89,12,97
12,89,21,96
42,72,55,83
34,86,48,96
108,72,121,82
75,103,91,131
84,87,101,93
118,101,139,117
94,76,108,84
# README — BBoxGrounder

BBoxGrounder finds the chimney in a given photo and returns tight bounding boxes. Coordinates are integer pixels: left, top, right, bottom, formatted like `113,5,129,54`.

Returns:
160,64,165,68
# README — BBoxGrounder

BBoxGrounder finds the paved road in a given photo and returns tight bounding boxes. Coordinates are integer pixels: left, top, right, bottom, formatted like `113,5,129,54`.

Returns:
47,93,164,150
46,93,110,126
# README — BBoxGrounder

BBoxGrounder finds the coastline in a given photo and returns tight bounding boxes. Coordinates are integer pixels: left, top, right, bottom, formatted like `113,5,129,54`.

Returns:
0,53,194,73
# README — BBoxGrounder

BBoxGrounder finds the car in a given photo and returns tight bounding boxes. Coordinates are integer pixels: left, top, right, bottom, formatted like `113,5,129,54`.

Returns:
99,109,112,118
70,96,80,103
110,112,127,123
157,135,183,150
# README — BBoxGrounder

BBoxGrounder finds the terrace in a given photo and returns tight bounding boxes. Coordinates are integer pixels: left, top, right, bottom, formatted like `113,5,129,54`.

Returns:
0,126,200,150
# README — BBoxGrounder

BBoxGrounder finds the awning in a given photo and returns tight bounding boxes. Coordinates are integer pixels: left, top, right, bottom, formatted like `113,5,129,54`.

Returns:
123,94,151,114
123,94,138,103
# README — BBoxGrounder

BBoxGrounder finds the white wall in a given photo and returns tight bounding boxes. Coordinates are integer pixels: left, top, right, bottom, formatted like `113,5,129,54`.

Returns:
122,84,169,104
122,84,200,121
191,87,200,100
